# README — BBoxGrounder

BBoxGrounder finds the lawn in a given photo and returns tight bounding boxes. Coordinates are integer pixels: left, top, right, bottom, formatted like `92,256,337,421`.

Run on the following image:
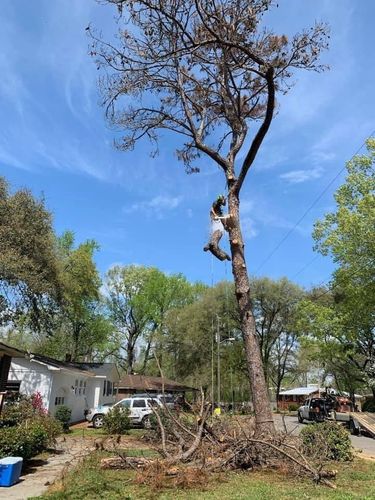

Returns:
36,451,375,500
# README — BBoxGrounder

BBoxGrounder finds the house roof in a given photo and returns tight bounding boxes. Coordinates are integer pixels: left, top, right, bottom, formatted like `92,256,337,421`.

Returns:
4,342,118,378
0,342,26,358
69,362,120,379
28,354,96,376
118,374,198,393
279,386,364,399
279,386,320,396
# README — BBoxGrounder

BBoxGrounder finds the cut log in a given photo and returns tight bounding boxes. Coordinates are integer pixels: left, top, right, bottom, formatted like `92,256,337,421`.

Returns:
100,456,151,469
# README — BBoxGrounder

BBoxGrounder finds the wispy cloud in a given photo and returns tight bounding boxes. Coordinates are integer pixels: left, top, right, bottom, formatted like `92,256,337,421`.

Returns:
124,195,183,218
279,167,323,184
241,217,258,239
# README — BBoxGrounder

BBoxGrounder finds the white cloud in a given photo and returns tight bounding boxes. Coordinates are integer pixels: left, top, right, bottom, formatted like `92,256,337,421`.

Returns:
241,217,258,240
240,199,254,215
124,195,183,218
279,167,323,184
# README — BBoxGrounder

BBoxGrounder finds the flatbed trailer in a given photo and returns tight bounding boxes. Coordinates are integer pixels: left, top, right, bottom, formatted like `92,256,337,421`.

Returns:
341,412,375,437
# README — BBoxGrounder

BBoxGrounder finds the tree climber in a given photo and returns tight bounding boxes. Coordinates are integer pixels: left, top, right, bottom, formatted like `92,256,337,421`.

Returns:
203,195,231,261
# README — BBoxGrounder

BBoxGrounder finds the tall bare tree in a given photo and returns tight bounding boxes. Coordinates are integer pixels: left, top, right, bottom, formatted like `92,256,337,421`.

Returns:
90,0,328,434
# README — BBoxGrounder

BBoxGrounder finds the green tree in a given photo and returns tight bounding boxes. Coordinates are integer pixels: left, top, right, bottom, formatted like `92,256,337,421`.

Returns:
312,138,375,395
163,282,244,398
250,277,305,399
164,278,304,400
92,0,329,434
0,177,61,331
105,265,200,373
48,232,109,361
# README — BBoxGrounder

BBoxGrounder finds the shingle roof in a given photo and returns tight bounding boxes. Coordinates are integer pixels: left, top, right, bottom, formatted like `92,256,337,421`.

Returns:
28,354,96,376
118,374,197,393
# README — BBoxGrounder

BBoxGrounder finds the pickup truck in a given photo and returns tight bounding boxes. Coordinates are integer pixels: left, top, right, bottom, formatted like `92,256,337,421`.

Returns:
297,397,364,435
297,397,330,423
86,396,161,428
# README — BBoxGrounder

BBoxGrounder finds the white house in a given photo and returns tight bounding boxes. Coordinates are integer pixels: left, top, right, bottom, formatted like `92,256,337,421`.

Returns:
9,354,120,422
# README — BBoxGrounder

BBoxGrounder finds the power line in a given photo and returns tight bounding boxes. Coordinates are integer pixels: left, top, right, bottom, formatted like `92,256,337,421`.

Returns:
255,130,375,274
291,254,320,280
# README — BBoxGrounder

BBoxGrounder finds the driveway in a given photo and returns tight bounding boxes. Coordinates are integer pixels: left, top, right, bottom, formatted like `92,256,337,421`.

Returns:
274,414,375,459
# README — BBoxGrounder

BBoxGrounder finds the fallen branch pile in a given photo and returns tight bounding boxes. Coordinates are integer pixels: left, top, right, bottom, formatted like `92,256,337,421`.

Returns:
100,391,338,489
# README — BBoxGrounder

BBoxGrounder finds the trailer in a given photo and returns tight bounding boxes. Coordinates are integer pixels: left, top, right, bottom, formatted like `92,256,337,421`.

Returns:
345,412,375,437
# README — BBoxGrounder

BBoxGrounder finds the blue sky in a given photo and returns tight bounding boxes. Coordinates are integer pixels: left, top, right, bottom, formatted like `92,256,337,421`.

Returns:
1,0,374,289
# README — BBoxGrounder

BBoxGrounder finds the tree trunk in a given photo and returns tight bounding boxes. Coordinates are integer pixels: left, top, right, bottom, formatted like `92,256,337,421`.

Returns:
227,192,275,435
127,340,135,374
72,324,81,362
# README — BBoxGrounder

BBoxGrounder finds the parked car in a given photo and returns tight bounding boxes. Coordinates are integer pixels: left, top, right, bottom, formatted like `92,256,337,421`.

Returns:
130,393,176,409
86,397,161,428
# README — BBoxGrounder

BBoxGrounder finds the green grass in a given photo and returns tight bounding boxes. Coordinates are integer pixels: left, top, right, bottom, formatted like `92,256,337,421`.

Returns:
35,451,375,500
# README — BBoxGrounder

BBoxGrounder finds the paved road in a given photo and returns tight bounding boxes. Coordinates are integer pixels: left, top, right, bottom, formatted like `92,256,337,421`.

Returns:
274,414,375,459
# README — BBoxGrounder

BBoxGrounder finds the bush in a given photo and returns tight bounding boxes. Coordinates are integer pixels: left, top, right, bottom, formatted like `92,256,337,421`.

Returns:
0,421,49,460
288,403,299,412
103,406,130,434
1,395,37,427
55,406,72,432
0,393,62,459
301,421,353,462
362,398,375,413
38,414,63,444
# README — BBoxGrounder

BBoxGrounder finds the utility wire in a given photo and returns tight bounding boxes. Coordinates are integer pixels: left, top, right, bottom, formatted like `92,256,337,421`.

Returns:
255,130,375,275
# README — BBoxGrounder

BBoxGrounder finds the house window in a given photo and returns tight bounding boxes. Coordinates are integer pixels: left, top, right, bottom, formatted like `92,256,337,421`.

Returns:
106,381,112,397
74,379,79,395
83,381,86,395
103,380,107,396
55,396,65,406
79,380,83,396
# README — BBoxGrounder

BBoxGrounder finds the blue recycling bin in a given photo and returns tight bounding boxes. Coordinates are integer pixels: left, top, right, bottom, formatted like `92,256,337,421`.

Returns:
0,457,23,487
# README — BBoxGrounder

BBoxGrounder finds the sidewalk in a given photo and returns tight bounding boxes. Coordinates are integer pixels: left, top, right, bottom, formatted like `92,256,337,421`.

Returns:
0,435,95,500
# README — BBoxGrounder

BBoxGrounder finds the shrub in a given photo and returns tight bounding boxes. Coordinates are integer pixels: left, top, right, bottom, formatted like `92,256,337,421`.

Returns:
0,393,62,459
288,403,299,412
1,395,36,427
0,421,49,460
31,392,48,415
362,398,375,413
37,414,63,444
301,421,354,462
103,406,130,434
55,405,72,432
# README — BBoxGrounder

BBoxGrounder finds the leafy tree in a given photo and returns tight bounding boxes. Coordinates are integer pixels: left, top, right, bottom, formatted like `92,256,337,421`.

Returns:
0,177,61,331
105,265,200,373
163,278,303,401
163,282,244,397
250,277,304,398
31,232,111,362
91,0,329,433
56,232,111,361
311,139,375,395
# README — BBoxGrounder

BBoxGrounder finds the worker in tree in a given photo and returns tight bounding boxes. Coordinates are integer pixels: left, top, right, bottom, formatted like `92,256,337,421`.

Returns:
204,195,231,261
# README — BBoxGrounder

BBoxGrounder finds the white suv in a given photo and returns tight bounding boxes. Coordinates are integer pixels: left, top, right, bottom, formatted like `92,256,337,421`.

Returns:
86,397,160,428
